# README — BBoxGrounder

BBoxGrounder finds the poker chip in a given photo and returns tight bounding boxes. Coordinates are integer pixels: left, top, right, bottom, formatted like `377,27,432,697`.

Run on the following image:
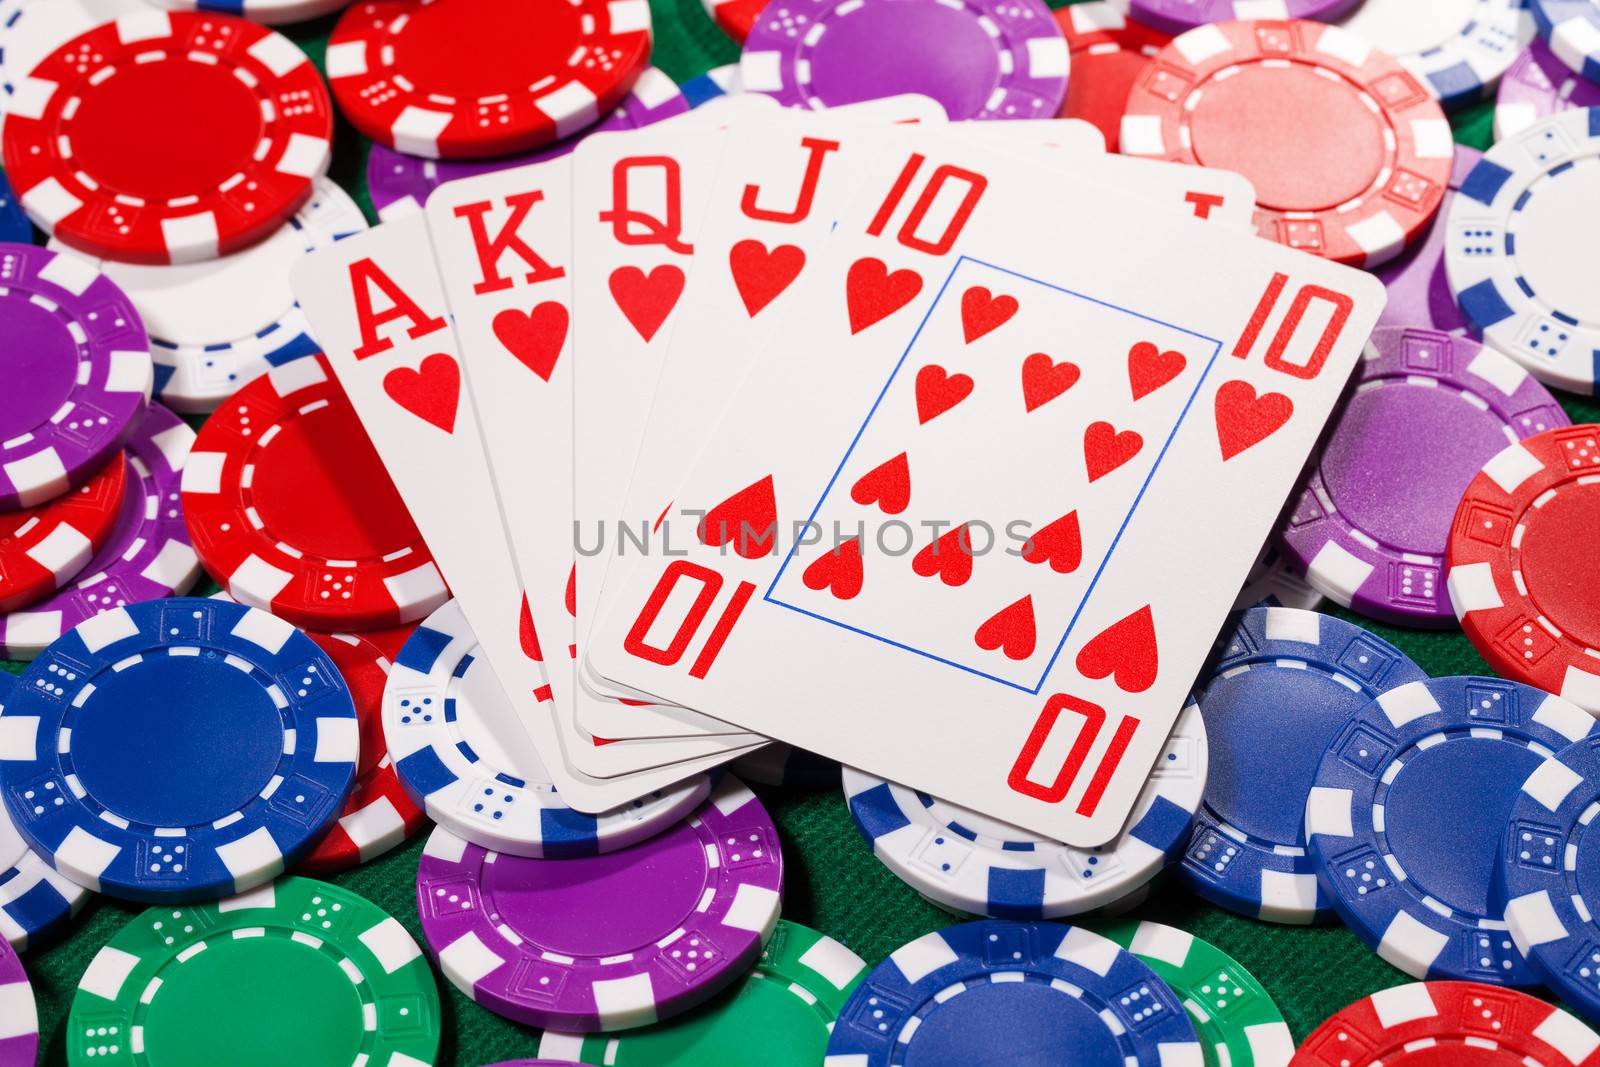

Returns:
2,12,332,265
55,178,367,414
1498,733,1600,1023
182,354,447,631
326,0,654,160
1180,606,1427,924
1337,0,1535,110
682,64,744,107
415,776,783,1032
385,599,713,857
1446,107,1600,394
844,697,1205,920
1498,38,1600,139
66,876,440,1066
0,596,359,903
145,0,355,26
1235,543,1322,610
0,455,127,617
0,0,153,127
1533,0,1600,84
1053,1,1171,152
298,624,425,875
0,242,152,510
1121,19,1456,268
366,67,688,220
1278,328,1568,628
0,670,91,951
0,170,27,243
1291,981,1600,1065
1307,676,1599,985
1,404,199,657
1128,0,1362,35
823,920,1201,1065
739,0,1070,120
0,936,36,1067
732,742,840,788
1374,146,1481,337
1447,425,1600,712
702,0,764,43
1100,921,1293,1067
538,919,867,1064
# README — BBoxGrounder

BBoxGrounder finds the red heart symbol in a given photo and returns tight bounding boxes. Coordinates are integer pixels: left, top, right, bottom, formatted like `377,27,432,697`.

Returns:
1084,421,1143,482
1128,341,1186,401
850,452,910,515
1215,380,1294,461
1021,353,1081,412
846,257,923,334
492,300,567,381
519,594,542,663
915,365,974,424
1022,511,1082,574
803,538,864,600
975,595,1036,661
729,239,805,317
382,353,459,433
610,264,686,341
912,524,973,587
1075,605,1159,693
961,286,1018,343
698,475,778,559
565,564,576,618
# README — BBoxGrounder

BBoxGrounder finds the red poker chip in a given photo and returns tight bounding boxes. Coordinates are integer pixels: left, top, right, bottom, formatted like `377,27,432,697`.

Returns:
1053,1,1170,152
1,11,331,266
1292,981,1600,1065
0,456,127,614
1447,425,1600,715
181,353,448,631
1120,18,1454,267
299,623,427,875
325,0,654,160
701,0,764,43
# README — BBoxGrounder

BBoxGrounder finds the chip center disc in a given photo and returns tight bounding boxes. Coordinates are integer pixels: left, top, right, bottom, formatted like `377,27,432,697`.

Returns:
801,0,1001,114
480,822,708,957
251,400,421,563
900,981,1126,1067
142,935,366,1067
1383,1045,1535,1066
1321,382,1512,557
1383,734,1541,918
1513,161,1600,326
1188,62,1386,212
1518,484,1600,650
71,654,282,827
71,57,263,202
393,0,581,100
0,296,81,442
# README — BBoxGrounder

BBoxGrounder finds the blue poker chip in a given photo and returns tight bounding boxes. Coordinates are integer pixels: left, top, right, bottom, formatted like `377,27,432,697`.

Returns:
0,598,358,904
1533,0,1600,84
824,920,1200,1064
681,63,743,107
1180,606,1427,924
1306,676,1599,985
1498,731,1600,1020
0,170,30,245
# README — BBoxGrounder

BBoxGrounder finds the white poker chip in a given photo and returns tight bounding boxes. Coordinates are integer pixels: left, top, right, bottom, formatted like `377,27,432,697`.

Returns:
1338,0,1535,109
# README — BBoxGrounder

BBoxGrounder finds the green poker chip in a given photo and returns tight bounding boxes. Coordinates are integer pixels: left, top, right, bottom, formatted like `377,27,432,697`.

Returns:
1099,920,1293,1067
538,920,867,1065
66,877,440,1067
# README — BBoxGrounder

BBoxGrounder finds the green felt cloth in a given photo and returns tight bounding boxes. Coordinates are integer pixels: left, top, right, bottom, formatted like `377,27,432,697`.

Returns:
12,3,1600,1065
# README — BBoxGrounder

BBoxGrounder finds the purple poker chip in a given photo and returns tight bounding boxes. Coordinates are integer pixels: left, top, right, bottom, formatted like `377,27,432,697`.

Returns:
0,937,37,1067
1495,38,1600,139
739,0,1070,120
0,242,153,510
1277,326,1570,627
1128,0,1363,34
1,402,201,658
1373,146,1482,337
416,776,783,1032
366,67,690,220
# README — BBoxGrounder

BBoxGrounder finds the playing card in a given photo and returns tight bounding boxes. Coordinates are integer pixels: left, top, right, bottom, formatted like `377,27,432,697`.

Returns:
585,124,1385,845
